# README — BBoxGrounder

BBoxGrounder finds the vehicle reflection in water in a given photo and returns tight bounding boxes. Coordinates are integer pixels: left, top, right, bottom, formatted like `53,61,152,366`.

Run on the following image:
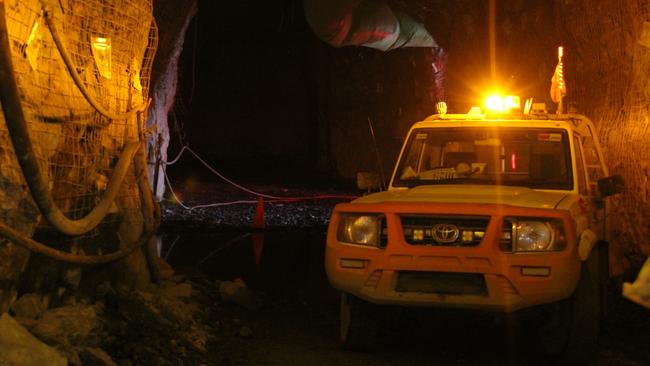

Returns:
153,229,648,365
157,229,336,304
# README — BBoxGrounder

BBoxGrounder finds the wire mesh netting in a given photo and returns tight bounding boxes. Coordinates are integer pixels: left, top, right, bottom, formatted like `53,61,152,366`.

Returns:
0,0,157,248
557,0,650,262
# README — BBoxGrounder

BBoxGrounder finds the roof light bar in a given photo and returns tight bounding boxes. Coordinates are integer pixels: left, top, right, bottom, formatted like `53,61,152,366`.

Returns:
485,95,521,114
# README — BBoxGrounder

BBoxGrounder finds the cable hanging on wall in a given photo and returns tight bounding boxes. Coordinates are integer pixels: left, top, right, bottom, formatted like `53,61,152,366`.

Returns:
162,145,358,210
39,0,147,123
0,0,160,269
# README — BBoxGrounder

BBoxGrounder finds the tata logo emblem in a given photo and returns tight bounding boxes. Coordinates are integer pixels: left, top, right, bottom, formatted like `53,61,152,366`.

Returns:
431,224,460,243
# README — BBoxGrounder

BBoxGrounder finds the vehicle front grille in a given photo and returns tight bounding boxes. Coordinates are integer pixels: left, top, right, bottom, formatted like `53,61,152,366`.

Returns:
395,271,488,296
400,215,490,246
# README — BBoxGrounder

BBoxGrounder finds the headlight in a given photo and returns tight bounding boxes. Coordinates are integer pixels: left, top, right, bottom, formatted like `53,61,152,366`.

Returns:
502,218,566,252
337,214,383,247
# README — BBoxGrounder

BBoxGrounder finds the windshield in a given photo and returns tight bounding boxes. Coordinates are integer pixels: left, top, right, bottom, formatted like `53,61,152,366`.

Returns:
393,127,573,190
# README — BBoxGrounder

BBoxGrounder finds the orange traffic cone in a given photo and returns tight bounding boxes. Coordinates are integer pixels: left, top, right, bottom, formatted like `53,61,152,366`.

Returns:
253,196,265,229
252,196,265,267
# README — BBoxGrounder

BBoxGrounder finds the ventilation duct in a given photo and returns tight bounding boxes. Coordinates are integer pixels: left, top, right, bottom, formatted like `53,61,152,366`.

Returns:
304,0,437,51
304,0,447,111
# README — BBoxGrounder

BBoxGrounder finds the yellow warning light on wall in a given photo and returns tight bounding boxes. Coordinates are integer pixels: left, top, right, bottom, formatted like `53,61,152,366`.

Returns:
484,95,520,113
91,36,112,79
25,19,43,70
93,37,109,50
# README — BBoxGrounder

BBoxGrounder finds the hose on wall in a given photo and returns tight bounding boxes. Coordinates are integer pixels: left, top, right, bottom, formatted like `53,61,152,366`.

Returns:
0,0,158,266
0,1,141,237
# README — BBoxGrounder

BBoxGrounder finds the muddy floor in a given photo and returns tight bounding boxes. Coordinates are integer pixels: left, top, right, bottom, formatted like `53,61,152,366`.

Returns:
157,228,649,366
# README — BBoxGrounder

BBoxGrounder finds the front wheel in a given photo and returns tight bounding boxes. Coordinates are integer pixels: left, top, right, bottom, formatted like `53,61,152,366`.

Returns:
538,262,600,365
340,293,378,351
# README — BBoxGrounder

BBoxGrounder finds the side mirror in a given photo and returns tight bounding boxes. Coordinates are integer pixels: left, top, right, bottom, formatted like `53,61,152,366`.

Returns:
356,172,382,192
597,174,624,198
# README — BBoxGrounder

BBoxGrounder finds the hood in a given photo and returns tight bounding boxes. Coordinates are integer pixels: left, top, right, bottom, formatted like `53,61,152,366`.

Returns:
353,185,568,210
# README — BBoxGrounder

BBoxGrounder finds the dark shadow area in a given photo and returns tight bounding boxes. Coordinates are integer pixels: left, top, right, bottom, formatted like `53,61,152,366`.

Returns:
158,228,650,366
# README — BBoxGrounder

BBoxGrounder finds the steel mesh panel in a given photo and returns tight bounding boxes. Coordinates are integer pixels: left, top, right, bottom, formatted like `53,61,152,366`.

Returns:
0,0,156,243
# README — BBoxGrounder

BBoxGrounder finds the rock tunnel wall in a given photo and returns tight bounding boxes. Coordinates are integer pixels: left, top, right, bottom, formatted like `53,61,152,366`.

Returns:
0,0,156,312
555,0,650,262
147,0,198,201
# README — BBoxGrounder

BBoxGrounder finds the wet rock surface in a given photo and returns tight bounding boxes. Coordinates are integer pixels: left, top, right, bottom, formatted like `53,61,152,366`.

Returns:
79,347,118,366
10,293,46,320
3,274,264,366
105,281,214,365
0,313,67,366
217,278,262,311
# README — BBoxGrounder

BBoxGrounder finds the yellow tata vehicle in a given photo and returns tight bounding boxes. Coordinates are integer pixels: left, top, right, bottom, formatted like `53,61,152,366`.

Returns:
325,97,623,363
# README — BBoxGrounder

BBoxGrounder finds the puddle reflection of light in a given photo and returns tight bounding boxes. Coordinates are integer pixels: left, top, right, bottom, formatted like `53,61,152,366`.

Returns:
197,233,252,266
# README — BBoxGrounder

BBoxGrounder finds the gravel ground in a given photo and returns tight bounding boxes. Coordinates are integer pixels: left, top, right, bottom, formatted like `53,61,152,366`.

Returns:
162,200,339,228
160,178,358,229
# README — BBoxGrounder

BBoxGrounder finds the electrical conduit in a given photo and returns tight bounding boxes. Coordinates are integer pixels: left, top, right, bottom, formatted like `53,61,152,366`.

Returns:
0,142,156,265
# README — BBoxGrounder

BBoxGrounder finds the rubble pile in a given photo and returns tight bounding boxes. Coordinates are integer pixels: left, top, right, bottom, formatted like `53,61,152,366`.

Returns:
0,272,261,366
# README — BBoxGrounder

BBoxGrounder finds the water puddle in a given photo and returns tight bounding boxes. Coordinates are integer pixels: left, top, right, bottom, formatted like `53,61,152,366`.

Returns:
156,229,334,302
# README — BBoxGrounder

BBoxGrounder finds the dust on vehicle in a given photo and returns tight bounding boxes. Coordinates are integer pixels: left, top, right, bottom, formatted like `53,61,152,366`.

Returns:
325,97,623,364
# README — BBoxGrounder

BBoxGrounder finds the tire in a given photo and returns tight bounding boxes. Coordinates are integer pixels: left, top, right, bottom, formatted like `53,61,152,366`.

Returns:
340,293,378,351
538,260,600,365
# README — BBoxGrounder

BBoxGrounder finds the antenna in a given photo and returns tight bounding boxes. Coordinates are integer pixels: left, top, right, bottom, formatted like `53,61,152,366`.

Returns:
367,117,387,191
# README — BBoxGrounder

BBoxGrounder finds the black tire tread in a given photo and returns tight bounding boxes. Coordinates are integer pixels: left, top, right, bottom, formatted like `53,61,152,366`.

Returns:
540,256,601,365
341,293,379,351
